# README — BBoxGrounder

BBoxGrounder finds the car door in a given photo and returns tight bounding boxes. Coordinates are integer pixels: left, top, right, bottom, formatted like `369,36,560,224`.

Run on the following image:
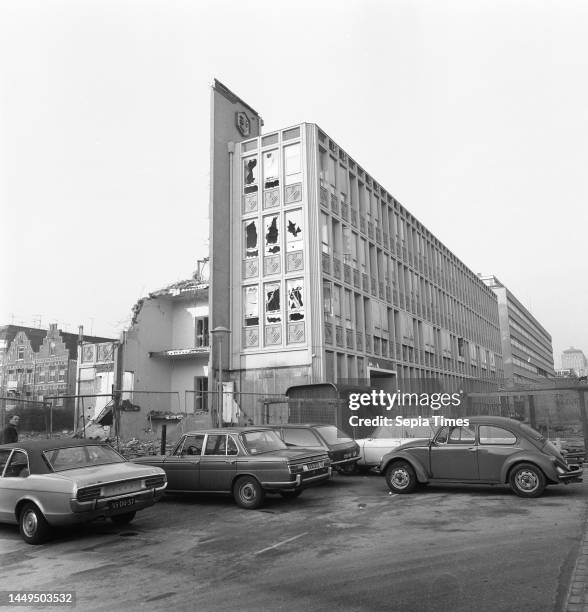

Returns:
477,425,519,481
198,434,238,492
0,450,30,521
0,449,16,521
430,425,479,480
163,434,204,491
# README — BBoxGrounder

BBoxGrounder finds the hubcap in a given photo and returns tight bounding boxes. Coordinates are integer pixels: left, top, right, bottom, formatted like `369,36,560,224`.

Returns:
515,469,539,492
22,510,38,537
241,483,255,501
391,468,410,489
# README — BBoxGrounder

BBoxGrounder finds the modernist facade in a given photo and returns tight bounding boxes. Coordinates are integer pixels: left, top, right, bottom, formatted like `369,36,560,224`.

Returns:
209,83,504,416
480,276,555,386
561,347,588,377
0,323,115,410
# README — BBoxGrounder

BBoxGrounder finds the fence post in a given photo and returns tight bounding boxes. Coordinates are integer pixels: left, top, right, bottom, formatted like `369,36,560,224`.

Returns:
528,395,536,429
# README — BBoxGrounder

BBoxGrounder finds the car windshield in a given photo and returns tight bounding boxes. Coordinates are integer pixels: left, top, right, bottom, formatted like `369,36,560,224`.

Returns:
43,445,125,472
372,424,434,439
241,430,287,454
314,425,352,444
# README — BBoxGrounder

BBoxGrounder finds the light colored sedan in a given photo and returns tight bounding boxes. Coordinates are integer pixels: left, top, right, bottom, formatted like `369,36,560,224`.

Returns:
356,423,435,469
0,439,167,544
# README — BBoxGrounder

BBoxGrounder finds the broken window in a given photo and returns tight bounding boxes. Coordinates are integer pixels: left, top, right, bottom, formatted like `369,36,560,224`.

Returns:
245,220,258,258
195,317,209,347
243,156,258,193
287,279,305,322
263,150,279,189
264,283,281,324
284,143,302,185
286,210,303,252
264,215,280,255
244,286,259,327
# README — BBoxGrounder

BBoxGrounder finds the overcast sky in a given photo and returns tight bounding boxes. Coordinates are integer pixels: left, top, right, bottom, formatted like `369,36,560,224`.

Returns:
1,0,586,367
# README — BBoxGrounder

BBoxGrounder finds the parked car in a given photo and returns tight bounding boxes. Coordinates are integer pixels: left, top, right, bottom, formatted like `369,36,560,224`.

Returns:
356,423,435,470
132,427,331,509
379,416,583,498
273,424,360,473
0,439,167,544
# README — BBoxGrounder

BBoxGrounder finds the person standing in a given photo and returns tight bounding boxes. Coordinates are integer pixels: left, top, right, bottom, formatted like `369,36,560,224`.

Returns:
1,415,19,443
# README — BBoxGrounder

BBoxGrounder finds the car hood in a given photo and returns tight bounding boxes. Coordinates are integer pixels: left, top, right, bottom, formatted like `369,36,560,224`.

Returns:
50,462,164,486
393,439,431,451
541,439,567,462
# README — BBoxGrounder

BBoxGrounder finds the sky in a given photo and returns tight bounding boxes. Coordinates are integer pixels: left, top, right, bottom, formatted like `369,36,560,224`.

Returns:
1,0,586,367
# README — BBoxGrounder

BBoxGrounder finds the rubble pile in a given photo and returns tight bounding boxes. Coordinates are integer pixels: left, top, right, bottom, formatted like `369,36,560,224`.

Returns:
118,438,162,458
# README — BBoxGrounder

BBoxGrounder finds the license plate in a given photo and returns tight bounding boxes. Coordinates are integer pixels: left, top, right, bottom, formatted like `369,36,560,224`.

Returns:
109,497,136,510
303,461,324,471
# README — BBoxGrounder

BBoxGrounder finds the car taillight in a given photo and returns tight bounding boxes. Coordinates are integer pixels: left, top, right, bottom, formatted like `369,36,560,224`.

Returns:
77,486,101,501
145,475,166,488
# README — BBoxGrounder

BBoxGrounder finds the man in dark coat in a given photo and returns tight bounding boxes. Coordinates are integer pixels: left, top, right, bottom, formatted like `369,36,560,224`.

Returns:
1,415,19,443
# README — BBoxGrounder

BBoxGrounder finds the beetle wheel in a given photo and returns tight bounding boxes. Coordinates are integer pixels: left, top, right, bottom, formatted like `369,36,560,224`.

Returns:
509,463,546,498
385,461,417,494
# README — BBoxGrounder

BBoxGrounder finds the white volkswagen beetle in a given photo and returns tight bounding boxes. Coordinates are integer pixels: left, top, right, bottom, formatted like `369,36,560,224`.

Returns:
355,423,435,470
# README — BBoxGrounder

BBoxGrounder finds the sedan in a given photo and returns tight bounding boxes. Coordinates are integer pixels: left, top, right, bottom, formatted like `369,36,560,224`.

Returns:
132,428,331,509
355,423,435,470
273,424,360,473
380,416,583,498
0,439,167,544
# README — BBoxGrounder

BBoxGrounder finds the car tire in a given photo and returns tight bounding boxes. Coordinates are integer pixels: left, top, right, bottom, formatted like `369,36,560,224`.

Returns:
385,461,417,494
509,463,546,498
110,511,136,525
19,502,51,545
233,476,265,509
280,489,302,499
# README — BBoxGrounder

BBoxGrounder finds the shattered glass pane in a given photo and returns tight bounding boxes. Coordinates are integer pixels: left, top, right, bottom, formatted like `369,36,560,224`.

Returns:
244,156,258,193
265,283,281,324
245,221,258,258
263,150,279,189
264,215,280,255
287,279,305,322
244,286,259,326
286,210,303,251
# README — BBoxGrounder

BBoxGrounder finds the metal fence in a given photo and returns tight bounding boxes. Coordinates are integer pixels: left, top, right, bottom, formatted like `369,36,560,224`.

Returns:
0,397,73,440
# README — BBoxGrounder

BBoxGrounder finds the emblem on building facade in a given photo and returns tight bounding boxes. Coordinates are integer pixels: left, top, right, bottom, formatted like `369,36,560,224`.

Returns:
236,111,251,137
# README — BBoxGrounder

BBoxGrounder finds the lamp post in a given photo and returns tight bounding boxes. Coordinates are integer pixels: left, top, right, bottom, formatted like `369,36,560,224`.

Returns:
211,326,231,427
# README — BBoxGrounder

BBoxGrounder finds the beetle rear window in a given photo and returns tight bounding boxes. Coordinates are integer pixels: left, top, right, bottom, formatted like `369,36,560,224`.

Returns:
44,445,124,471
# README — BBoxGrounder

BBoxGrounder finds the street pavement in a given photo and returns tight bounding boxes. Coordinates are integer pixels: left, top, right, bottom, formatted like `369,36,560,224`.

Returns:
0,472,586,612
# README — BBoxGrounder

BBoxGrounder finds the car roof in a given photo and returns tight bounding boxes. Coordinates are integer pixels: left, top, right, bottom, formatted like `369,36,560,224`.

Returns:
0,438,109,452
0,438,114,475
275,424,336,429
181,427,273,435
466,416,527,428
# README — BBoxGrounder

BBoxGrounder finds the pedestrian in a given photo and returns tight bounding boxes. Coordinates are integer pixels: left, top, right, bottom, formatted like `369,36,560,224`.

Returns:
1,415,19,444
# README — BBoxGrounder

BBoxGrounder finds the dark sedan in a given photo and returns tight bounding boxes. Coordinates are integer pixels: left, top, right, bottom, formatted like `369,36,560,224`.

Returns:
133,428,331,509
379,416,583,498
273,424,360,473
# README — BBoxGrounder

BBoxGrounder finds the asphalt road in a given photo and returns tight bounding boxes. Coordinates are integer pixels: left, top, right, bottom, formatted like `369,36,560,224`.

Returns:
0,472,586,612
